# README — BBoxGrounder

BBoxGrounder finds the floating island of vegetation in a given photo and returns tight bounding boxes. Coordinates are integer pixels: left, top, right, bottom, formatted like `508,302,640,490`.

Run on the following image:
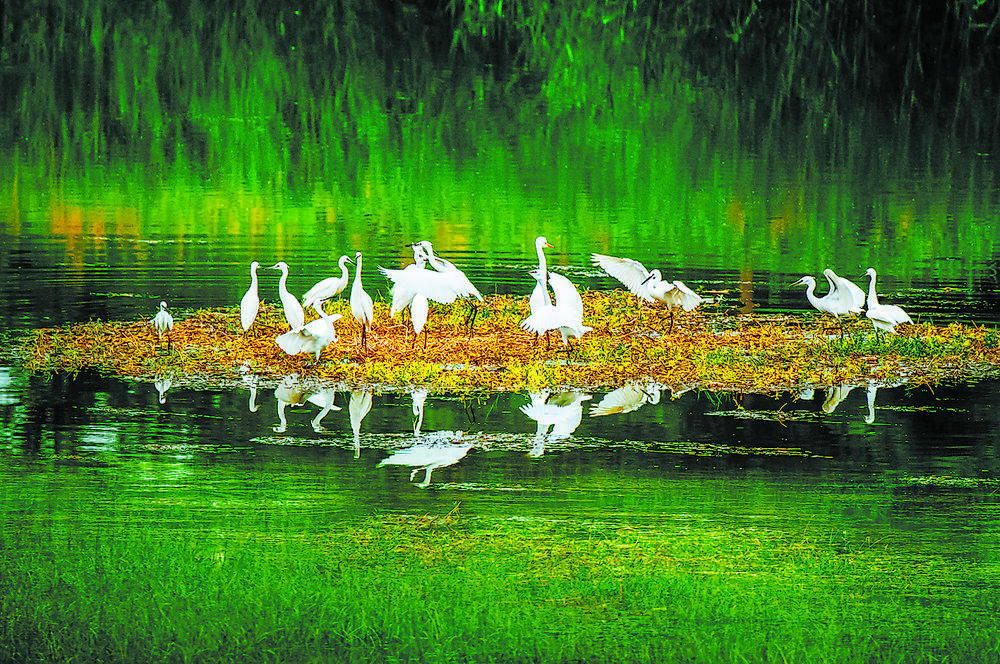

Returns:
18,290,1000,394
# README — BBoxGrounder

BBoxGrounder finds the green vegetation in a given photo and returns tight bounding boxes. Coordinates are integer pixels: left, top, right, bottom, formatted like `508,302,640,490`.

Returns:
2,505,998,663
18,293,1000,392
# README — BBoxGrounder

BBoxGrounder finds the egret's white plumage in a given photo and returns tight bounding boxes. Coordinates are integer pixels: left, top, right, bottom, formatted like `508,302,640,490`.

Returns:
864,268,913,334
520,269,592,346
529,236,554,313
275,302,342,361
591,253,703,331
152,301,174,349
823,268,865,315
240,261,261,332
302,255,353,309
350,251,375,350
305,389,342,432
414,241,484,302
269,262,305,330
792,275,856,326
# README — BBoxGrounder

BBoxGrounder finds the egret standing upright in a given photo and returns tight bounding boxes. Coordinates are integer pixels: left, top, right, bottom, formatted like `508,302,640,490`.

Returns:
302,255,353,309
269,262,305,330
350,251,375,350
152,301,174,351
863,268,913,336
240,261,261,333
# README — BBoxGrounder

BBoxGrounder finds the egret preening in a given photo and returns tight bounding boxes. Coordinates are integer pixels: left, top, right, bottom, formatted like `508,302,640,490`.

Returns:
302,255,353,309
591,253,704,332
350,251,375,351
269,262,305,331
864,268,913,335
413,240,484,327
520,269,592,349
151,301,174,350
275,302,342,361
791,274,857,335
240,261,261,333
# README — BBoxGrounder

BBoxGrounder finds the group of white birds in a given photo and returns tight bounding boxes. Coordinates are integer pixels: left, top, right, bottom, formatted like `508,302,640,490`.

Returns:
792,267,913,335
150,236,912,359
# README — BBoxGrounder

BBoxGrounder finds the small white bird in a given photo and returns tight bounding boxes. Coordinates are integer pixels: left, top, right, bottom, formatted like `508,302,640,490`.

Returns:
269,261,305,331
151,301,174,350
240,261,261,333
302,255,353,309
591,253,703,332
864,268,913,335
275,302,342,361
350,251,375,350
520,269,592,348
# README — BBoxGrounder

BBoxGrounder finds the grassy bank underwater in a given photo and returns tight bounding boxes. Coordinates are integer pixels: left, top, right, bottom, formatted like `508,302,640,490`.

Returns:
2,504,998,664
19,291,1000,392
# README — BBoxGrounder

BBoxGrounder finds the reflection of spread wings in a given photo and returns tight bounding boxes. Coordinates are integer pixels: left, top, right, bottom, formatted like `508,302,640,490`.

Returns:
591,384,660,417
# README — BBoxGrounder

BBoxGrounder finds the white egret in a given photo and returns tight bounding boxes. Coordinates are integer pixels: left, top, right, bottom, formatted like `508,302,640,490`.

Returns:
350,251,375,350
791,274,857,335
823,269,865,315
865,384,877,424
380,245,463,347
591,253,704,332
240,261,261,333
864,268,913,335
240,363,260,413
275,302,342,361
590,383,662,417
151,301,174,350
520,269,592,348
413,240,484,326
530,236,554,312
302,255,353,309
269,262,305,331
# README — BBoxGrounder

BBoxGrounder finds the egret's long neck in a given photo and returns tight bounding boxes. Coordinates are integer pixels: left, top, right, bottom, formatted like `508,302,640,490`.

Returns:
250,266,258,288
535,240,549,294
340,259,350,281
278,269,288,294
866,273,880,309
353,258,363,291
804,280,820,309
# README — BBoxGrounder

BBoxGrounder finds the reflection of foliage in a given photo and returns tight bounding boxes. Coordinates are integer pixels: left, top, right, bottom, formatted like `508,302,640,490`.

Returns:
19,291,1000,393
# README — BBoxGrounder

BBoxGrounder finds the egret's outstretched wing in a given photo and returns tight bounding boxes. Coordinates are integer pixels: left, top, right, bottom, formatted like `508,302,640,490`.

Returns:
591,254,655,302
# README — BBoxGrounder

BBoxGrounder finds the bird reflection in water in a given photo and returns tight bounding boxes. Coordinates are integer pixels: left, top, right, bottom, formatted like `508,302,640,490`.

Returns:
411,388,428,437
272,375,311,433
821,384,856,414
154,377,172,404
378,432,472,488
520,391,591,457
240,363,260,413
590,383,661,417
306,389,341,432
349,390,373,458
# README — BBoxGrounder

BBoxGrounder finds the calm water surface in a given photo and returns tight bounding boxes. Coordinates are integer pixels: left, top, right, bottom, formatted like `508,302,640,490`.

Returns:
1,114,998,571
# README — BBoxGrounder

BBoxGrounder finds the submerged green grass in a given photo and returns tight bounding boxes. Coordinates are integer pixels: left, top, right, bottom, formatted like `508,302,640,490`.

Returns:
2,507,998,664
